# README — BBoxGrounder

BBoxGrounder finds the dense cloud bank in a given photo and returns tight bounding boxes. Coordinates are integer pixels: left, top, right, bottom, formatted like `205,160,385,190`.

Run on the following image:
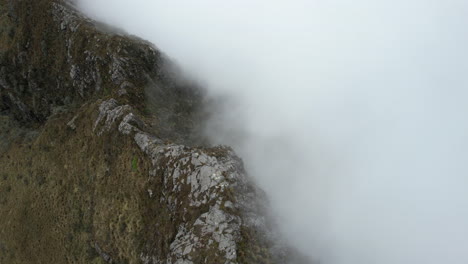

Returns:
77,1,468,263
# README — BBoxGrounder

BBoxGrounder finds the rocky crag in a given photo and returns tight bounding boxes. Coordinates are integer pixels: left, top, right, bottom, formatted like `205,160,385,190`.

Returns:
0,0,310,263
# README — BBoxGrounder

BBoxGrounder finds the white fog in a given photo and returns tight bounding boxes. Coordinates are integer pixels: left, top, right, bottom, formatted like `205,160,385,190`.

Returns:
77,1,468,263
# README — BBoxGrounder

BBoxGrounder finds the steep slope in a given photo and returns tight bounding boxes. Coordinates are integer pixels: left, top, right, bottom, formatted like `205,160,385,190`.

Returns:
0,0,309,263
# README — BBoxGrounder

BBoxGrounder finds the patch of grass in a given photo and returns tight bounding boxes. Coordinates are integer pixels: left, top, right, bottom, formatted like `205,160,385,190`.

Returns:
131,156,138,171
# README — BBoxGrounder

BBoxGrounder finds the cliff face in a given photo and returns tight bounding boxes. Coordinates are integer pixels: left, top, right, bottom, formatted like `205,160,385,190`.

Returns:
0,1,308,263
0,0,202,143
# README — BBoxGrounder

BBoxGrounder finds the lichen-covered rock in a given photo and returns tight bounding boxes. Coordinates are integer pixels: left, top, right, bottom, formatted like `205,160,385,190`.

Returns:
91,99,294,263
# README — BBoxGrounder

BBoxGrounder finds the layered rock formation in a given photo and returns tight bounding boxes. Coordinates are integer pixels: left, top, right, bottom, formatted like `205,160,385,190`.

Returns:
0,0,310,263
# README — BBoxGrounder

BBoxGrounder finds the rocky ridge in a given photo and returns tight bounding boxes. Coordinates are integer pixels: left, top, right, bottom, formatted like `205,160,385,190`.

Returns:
0,0,310,263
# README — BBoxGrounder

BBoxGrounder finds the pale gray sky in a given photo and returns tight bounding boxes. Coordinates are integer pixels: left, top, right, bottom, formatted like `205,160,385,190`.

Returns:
78,1,468,263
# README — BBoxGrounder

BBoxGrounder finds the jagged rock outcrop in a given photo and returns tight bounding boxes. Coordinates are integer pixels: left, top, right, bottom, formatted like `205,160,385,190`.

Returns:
94,98,281,264
0,0,309,263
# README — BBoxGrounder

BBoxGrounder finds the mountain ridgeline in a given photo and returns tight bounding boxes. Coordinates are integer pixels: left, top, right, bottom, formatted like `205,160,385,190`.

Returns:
0,0,310,263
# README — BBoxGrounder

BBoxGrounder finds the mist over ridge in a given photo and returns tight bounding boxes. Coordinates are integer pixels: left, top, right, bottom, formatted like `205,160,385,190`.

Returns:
77,1,468,263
